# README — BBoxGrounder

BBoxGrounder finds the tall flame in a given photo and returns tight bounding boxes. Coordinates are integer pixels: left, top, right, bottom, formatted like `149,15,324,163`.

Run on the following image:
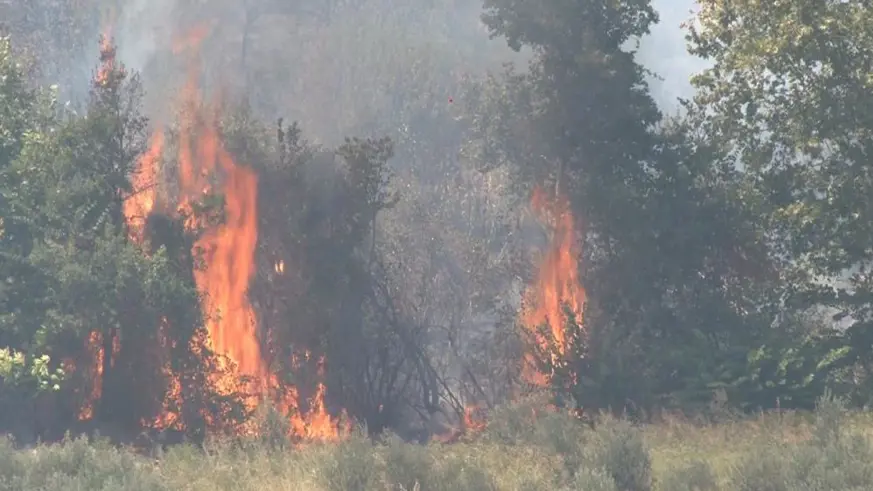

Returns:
434,188,586,442
175,78,263,382
83,24,344,442
138,26,342,440
521,186,586,386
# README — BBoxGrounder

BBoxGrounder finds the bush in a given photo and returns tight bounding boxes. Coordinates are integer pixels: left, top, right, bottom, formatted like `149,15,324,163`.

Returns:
728,393,873,491
658,460,719,491
587,414,652,491
482,398,652,490
429,451,498,491
565,468,618,491
0,435,166,491
383,433,433,490
318,433,385,491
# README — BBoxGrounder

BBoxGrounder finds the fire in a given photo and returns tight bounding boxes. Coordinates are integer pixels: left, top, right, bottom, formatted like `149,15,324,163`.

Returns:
433,186,585,442
95,7,118,88
286,359,349,440
77,332,104,420
70,16,345,442
172,23,212,55
175,79,263,382
75,13,121,424
77,330,120,421
124,130,164,242
95,35,119,88
433,404,487,443
520,186,586,387
123,26,342,440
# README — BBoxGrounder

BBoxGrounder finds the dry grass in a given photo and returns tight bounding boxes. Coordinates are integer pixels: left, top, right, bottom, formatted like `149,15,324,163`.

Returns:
2,395,872,490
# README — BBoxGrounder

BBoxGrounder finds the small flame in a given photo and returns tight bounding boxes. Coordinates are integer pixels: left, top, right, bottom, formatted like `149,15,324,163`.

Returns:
77,330,120,421
124,130,164,241
95,36,116,87
94,7,117,88
433,403,487,443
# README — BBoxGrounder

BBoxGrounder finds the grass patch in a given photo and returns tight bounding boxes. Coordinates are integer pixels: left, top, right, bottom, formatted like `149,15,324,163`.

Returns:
3,394,873,490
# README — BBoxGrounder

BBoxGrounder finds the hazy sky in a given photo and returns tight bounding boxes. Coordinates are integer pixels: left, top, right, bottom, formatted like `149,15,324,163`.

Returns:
640,0,711,112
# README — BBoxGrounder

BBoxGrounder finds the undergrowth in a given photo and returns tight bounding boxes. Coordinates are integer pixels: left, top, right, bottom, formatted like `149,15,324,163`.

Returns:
1,393,872,490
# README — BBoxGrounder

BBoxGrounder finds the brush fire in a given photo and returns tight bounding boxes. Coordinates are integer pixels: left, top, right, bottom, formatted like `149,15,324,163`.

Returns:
80,26,345,442
72,23,586,445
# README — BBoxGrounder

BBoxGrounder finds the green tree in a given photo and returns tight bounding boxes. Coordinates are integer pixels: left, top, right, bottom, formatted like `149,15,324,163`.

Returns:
465,0,775,413
0,36,55,352
687,0,873,407
0,38,244,441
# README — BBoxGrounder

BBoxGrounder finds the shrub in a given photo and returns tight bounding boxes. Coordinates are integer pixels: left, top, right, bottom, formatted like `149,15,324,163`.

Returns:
565,467,619,491
0,435,165,491
383,433,433,490
658,460,719,491
317,432,385,491
728,392,873,491
587,414,653,491
429,451,497,491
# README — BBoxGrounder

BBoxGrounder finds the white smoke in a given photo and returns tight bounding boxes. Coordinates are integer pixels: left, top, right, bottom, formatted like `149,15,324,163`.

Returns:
115,0,177,75
70,0,706,128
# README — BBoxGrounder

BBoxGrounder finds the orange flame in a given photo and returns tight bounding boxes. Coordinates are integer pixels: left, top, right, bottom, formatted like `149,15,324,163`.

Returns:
520,186,586,387
163,26,342,440
433,404,487,443
85,28,343,442
172,23,212,55
95,35,117,88
175,88,263,382
75,12,120,423
77,332,103,420
124,130,164,241
77,330,120,421
95,7,119,89
288,369,348,440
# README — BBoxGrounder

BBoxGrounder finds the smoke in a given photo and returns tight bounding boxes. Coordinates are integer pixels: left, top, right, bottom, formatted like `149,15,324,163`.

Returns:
76,0,521,145
48,0,708,123
114,0,177,76
638,0,711,112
